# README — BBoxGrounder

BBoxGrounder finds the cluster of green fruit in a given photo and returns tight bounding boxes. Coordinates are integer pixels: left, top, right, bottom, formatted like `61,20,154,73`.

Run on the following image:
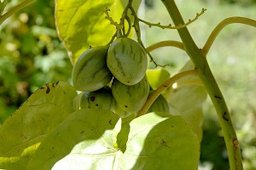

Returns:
72,37,169,117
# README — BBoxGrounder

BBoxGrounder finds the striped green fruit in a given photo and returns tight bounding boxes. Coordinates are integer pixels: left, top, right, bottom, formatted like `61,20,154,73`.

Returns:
72,46,112,91
112,77,150,116
79,88,116,111
107,38,147,86
149,94,169,113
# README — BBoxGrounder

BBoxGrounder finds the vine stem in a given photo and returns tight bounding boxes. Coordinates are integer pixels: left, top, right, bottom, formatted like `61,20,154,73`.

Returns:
161,0,243,170
203,17,256,55
0,0,35,24
137,70,198,116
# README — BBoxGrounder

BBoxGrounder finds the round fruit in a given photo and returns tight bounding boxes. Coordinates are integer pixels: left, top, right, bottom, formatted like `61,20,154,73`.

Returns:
79,88,116,111
107,37,147,85
148,94,169,113
146,68,170,90
112,77,150,115
72,46,112,91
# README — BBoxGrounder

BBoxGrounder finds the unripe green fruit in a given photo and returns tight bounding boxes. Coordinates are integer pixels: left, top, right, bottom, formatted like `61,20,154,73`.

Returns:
107,37,147,86
79,88,116,111
146,68,170,90
72,46,112,91
112,77,150,116
149,94,169,113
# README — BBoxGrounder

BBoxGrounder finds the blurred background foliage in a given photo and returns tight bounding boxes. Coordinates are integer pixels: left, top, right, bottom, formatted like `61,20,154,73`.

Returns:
0,0,72,121
143,0,256,170
0,0,255,169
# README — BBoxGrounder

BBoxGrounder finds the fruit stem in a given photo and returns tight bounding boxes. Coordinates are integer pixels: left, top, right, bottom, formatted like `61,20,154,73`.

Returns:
138,70,198,116
161,0,243,169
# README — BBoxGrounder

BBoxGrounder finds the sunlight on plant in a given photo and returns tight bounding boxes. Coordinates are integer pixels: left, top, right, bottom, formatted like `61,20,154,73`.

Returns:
0,0,255,170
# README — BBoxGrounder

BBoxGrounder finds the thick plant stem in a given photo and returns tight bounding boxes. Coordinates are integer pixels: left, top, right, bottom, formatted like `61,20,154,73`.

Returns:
161,0,243,170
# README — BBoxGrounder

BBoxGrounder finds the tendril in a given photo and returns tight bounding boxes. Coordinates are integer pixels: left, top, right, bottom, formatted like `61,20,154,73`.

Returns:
124,16,132,37
104,8,122,30
138,8,207,29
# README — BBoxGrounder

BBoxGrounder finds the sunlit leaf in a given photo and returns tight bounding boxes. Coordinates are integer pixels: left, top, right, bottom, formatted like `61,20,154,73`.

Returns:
0,81,77,158
52,121,121,170
55,0,124,64
0,144,39,170
27,108,119,170
53,113,199,170
124,113,200,170
164,61,207,140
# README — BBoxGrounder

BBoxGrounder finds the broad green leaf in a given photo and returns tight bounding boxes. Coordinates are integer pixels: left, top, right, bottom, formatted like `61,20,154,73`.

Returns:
0,144,39,170
124,113,199,170
164,61,207,140
27,109,119,170
167,87,206,141
52,120,122,170
146,67,170,90
53,113,199,170
116,115,136,152
55,0,124,64
0,81,77,157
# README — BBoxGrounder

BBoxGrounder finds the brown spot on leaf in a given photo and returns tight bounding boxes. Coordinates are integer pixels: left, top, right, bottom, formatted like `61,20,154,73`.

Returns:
108,120,112,125
46,84,50,94
90,96,96,101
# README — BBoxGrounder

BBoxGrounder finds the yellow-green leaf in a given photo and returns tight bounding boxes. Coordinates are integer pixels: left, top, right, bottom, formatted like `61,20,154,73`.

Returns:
55,0,124,64
0,81,76,158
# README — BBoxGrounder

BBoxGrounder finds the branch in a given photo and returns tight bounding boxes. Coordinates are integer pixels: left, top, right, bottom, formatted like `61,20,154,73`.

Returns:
137,70,198,116
202,17,256,55
0,0,35,25
161,1,243,169
138,8,207,29
146,40,185,52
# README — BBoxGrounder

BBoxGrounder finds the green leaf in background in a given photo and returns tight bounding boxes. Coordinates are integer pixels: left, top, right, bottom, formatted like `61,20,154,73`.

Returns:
0,81,77,169
52,113,199,170
55,0,124,64
27,109,119,170
164,61,207,141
